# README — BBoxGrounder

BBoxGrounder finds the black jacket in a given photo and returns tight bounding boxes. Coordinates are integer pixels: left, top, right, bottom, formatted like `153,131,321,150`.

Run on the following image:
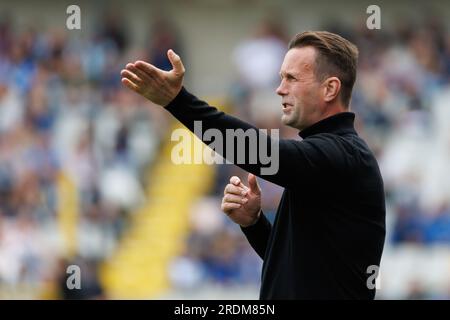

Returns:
166,87,386,300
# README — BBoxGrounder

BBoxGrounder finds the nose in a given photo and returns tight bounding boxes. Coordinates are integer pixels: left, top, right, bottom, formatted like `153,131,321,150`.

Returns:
276,80,288,96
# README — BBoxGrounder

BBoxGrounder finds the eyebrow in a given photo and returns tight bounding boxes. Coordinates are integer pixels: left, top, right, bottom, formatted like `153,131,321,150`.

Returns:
279,71,299,79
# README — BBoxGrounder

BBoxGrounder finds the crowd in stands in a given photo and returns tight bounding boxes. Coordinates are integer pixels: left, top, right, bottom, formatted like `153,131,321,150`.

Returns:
0,11,167,298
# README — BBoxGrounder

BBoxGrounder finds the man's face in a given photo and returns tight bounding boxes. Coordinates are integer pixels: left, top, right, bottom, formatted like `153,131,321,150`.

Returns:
276,46,324,131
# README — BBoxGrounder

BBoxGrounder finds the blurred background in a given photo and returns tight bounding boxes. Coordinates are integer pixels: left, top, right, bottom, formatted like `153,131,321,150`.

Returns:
0,0,449,299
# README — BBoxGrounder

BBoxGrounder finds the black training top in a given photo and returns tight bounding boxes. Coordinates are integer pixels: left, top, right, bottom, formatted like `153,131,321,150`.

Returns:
166,87,386,300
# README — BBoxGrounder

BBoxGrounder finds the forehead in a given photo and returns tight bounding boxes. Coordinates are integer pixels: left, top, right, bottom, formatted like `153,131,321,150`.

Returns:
280,46,316,74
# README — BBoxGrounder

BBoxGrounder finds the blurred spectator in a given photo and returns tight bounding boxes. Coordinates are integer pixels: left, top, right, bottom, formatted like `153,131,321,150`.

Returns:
231,19,288,123
147,19,183,72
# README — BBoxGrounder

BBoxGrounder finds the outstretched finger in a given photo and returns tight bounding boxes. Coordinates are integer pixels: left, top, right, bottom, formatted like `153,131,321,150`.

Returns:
126,63,154,83
121,69,143,85
121,78,139,92
134,60,160,76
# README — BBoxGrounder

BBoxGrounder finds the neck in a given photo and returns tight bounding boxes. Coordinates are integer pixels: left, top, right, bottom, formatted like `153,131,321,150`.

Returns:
318,102,347,123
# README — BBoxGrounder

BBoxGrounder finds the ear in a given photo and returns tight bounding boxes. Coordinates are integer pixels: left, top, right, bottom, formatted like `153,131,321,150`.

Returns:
323,77,341,103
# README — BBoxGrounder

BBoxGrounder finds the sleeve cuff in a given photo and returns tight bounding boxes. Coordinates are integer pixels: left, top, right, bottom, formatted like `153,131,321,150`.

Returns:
240,211,271,235
164,86,189,111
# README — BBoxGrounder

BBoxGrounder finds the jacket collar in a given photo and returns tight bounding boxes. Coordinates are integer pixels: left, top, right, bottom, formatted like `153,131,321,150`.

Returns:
298,112,357,139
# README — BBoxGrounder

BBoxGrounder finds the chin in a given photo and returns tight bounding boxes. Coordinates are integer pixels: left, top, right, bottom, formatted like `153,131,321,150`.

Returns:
281,116,295,127
282,115,304,130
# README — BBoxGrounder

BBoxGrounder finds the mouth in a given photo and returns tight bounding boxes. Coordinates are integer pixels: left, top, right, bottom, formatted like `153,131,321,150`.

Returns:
282,103,293,112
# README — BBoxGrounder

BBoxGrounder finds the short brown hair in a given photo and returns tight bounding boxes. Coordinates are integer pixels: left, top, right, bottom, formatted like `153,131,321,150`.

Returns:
288,31,359,107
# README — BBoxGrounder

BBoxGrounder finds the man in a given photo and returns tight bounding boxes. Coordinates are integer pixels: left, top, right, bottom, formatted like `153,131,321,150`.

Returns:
121,31,386,300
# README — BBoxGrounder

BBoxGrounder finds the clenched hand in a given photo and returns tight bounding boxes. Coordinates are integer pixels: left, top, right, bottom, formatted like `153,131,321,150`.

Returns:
221,174,262,227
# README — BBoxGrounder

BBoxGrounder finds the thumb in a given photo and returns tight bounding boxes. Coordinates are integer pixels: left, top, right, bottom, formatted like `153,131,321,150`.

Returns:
247,173,261,195
167,49,185,75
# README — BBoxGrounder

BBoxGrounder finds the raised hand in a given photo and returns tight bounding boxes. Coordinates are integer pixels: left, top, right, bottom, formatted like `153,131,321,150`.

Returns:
121,49,185,106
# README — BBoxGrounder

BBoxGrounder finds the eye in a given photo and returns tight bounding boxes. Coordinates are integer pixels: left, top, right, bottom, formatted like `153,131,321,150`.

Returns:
280,73,297,82
287,74,297,81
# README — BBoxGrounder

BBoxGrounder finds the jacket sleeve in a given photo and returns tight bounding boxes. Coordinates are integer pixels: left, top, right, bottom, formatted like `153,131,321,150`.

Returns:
240,211,272,260
165,87,351,189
